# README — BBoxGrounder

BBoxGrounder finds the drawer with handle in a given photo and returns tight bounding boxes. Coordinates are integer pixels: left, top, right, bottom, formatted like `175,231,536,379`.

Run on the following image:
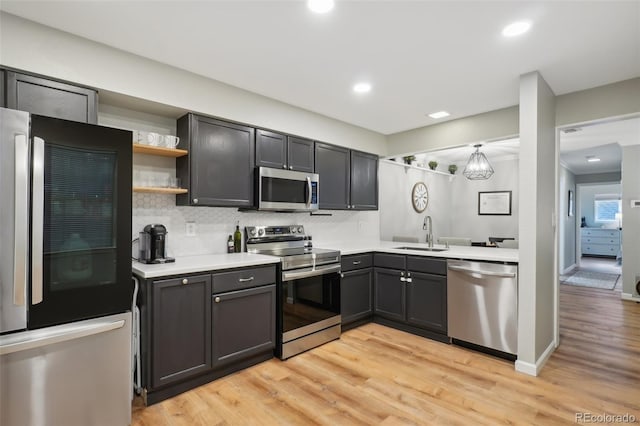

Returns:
212,265,276,293
341,253,373,272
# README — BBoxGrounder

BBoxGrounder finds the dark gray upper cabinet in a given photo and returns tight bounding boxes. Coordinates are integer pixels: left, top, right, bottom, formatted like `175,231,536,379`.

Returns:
286,136,314,172
350,150,378,210
314,142,378,210
314,142,350,209
5,70,97,124
177,113,255,207
256,130,314,172
0,69,5,108
151,274,212,389
255,129,287,169
212,284,276,368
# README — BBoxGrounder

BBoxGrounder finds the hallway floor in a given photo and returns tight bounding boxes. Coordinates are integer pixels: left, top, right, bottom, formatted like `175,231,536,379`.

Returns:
577,256,622,290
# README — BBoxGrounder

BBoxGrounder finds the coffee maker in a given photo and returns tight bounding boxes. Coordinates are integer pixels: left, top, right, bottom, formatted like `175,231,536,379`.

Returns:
138,224,175,264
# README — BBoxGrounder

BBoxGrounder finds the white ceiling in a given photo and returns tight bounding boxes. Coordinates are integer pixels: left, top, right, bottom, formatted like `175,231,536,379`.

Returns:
1,1,638,135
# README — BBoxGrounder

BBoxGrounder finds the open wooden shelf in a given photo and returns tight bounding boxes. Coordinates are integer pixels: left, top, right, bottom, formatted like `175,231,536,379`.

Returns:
133,143,188,158
133,186,188,194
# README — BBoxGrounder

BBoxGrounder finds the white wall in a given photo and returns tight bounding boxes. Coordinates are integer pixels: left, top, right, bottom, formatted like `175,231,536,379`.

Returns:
378,158,519,245
378,161,452,243
132,194,379,257
0,12,387,156
558,165,577,273
578,183,621,229
449,158,519,242
621,145,640,299
386,107,519,157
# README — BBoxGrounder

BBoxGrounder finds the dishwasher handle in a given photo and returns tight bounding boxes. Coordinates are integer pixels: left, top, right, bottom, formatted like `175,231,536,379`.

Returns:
447,264,516,278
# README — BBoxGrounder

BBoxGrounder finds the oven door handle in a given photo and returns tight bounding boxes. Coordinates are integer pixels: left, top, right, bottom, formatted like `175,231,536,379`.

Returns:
282,264,341,281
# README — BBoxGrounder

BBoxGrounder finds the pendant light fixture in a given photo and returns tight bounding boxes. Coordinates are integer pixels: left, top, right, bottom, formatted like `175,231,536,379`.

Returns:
463,144,494,180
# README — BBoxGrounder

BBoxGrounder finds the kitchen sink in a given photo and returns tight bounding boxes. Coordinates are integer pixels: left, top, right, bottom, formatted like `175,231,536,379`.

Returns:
394,246,449,252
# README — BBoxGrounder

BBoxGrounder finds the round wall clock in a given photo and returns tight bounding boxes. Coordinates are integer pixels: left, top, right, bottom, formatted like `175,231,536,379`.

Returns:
411,181,429,213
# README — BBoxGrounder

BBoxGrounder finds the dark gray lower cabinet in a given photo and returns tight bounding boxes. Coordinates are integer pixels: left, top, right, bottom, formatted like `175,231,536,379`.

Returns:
151,275,212,389
4,70,97,123
139,264,276,404
373,254,447,337
406,272,447,333
341,268,373,325
212,284,276,368
341,254,374,328
373,268,405,322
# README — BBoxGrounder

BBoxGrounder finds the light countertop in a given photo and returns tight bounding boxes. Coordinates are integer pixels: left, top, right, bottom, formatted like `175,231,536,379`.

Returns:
132,240,518,279
132,253,280,279
315,240,519,263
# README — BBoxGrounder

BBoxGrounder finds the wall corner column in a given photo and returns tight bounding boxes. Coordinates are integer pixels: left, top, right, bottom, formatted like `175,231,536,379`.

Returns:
516,71,556,376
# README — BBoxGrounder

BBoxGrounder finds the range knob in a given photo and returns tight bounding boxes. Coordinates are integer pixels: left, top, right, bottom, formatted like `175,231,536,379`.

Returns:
258,229,265,236
291,227,297,234
297,226,304,234
249,228,257,236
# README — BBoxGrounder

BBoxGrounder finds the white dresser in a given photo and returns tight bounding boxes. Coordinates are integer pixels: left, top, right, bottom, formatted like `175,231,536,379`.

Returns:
581,228,621,257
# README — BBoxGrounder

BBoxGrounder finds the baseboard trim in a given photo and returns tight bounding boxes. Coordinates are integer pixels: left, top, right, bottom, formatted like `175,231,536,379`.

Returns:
515,341,556,377
621,292,640,302
562,264,577,275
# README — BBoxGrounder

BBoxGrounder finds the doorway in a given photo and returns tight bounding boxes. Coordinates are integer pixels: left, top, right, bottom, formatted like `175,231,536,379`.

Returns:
557,116,640,300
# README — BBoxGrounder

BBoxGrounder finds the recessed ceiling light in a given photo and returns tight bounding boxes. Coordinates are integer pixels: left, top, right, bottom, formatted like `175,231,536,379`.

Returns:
353,82,371,93
428,111,450,119
586,156,601,163
502,21,531,37
307,0,334,14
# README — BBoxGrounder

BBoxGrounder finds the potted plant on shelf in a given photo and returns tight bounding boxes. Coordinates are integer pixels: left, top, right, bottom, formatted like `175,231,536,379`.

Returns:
403,155,416,165
448,164,458,174
428,161,438,170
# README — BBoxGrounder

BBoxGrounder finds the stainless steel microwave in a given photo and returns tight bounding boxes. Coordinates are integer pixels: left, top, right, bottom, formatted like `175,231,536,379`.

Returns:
257,167,319,211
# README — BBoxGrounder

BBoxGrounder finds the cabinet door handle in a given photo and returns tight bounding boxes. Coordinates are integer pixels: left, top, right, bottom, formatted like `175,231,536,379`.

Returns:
214,296,221,303
238,276,254,283
182,278,188,285
282,165,287,169
340,273,344,278
352,260,362,265
289,166,293,170
193,198,199,204
400,277,406,282
405,278,413,283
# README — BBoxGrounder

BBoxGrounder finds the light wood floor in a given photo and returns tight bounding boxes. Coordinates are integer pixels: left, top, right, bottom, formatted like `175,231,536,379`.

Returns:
132,285,640,425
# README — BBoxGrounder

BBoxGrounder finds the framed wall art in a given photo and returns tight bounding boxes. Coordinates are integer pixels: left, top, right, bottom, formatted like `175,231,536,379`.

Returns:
478,191,512,215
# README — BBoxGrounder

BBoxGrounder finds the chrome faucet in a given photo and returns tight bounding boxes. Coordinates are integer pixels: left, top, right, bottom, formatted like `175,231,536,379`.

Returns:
423,216,433,247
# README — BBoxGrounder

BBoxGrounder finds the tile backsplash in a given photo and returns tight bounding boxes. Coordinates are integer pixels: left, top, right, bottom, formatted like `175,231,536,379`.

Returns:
133,193,380,257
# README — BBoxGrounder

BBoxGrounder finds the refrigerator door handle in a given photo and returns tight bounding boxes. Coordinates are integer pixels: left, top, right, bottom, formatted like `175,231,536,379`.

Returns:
0,319,125,355
31,137,45,305
13,134,29,306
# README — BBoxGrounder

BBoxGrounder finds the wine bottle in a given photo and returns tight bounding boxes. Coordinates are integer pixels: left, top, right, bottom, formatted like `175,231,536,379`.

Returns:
233,223,242,253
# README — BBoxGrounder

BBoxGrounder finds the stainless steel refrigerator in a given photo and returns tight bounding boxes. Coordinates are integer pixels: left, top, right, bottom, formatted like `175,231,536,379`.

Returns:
0,107,133,425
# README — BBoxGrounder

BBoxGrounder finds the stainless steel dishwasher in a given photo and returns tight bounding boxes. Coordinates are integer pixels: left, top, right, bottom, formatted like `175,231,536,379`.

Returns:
447,260,518,357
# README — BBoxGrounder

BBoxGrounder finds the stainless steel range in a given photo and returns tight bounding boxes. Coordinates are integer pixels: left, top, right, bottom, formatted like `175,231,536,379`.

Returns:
245,225,341,359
